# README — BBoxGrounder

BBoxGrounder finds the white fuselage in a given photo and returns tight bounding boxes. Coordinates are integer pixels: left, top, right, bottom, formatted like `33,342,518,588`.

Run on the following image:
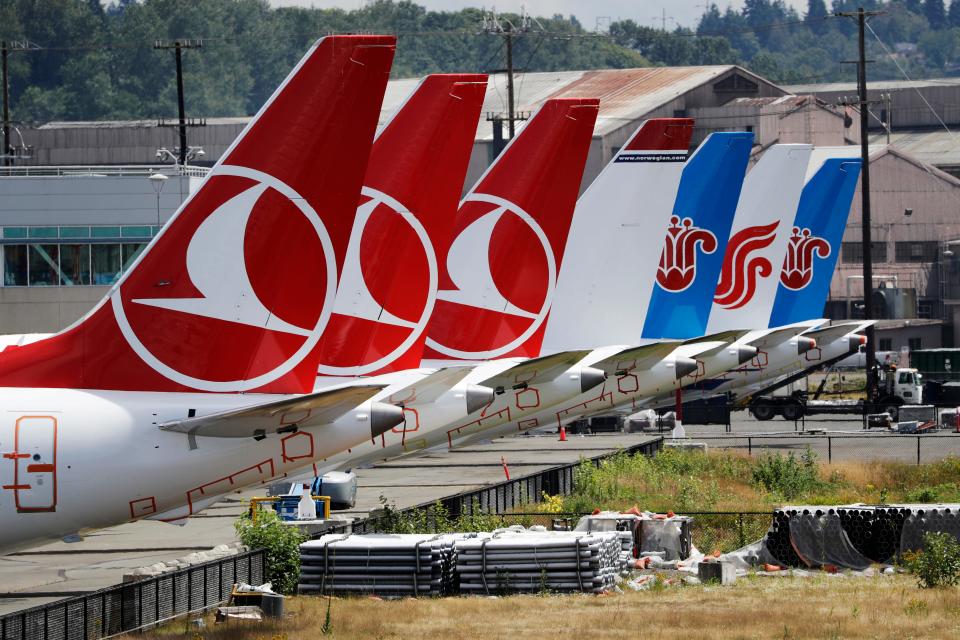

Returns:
0,375,422,555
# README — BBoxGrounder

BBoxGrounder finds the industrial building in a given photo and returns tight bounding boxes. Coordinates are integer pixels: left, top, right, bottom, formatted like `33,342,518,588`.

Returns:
4,64,960,352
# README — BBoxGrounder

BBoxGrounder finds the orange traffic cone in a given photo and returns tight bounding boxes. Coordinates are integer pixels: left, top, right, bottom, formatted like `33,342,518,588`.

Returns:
559,425,567,441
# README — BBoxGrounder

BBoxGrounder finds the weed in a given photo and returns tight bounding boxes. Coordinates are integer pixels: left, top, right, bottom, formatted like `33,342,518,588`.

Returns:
904,531,960,588
904,599,930,616
321,596,333,635
751,447,821,500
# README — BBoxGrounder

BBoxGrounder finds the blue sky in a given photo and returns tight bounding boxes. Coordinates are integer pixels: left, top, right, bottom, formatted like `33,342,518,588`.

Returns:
268,0,811,31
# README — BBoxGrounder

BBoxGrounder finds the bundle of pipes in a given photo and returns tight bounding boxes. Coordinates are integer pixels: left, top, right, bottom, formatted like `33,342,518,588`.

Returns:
298,534,458,596
765,504,960,568
456,530,623,593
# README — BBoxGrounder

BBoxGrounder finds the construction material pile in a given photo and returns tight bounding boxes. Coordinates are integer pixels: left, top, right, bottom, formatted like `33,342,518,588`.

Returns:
298,534,458,596
456,528,623,594
765,504,960,568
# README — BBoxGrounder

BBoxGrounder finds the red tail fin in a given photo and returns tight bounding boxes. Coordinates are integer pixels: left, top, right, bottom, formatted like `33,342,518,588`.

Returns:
315,74,488,377
0,36,396,393
622,118,694,151
424,98,600,360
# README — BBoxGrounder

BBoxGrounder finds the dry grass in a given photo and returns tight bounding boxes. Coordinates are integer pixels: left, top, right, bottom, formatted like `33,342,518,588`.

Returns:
142,575,960,639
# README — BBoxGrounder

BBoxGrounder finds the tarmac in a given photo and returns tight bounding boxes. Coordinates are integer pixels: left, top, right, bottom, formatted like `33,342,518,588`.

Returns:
0,432,657,615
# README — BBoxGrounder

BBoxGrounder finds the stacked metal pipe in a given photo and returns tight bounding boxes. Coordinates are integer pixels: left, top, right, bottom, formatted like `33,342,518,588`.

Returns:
456,531,623,593
298,534,458,596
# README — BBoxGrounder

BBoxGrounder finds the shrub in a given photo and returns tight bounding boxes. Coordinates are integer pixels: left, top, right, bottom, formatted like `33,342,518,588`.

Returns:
904,531,960,588
234,508,307,595
750,447,821,500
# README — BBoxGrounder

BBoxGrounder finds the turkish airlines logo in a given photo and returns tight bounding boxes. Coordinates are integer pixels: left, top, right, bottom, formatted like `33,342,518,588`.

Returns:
110,165,336,392
317,186,437,376
425,193,556,360
656,215,718,292
713,221,779,310
779,226,831,291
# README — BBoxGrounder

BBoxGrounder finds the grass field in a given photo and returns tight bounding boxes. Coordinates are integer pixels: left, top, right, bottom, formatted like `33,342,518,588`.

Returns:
557,447,960,514
143,574,960,639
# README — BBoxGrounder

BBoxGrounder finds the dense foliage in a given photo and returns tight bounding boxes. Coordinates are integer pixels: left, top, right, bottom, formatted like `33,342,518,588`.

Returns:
234,508,306,595
2,0,960,123
613,0,960,84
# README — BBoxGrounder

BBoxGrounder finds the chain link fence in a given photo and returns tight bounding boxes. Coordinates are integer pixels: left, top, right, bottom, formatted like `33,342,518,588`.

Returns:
688,433,960,464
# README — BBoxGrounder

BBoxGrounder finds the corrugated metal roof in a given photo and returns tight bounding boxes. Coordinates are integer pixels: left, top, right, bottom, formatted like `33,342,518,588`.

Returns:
728,95,814,107
869,128,960,167
785,77,960,94
39,65,754,141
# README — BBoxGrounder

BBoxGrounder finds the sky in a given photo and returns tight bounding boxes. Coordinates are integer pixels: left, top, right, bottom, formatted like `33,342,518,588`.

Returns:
268,0,811,31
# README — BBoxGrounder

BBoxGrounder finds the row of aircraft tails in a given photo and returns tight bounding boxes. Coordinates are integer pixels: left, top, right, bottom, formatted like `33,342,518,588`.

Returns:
0,36,871,554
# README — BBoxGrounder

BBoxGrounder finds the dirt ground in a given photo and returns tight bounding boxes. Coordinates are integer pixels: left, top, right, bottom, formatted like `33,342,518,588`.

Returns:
144,573,960,639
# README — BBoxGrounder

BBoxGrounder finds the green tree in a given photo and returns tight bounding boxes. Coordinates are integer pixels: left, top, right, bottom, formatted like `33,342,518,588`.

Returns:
926,0,948,28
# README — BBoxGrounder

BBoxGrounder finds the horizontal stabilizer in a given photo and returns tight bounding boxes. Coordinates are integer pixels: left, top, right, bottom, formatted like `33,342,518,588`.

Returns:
387,367,475,406
592,342,680,376
159,385,390,438
683,329,750,346
479,350,591,390
745,325,812,350
805,321,871,344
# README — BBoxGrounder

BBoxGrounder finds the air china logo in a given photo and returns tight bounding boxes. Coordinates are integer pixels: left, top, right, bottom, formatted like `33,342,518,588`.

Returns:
425,193,556,360
110,165,337,392
713,221,779,310
779,226,831,291
656,216,718,292
317,186,437,376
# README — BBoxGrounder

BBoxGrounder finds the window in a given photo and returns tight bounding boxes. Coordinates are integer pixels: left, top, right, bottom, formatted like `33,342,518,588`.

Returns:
899,371,916,385
0,227,157,287
3,245,26,285
895,241,939,263
842,242,887,263
59,244,90,286
878,338,893,351
92,244,121,285
908,337,922,351
28,244,59,286
121,243,146,272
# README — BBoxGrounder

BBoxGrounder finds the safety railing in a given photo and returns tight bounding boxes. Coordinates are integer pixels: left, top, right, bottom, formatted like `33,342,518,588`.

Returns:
0,165,209,178
0,548,265,640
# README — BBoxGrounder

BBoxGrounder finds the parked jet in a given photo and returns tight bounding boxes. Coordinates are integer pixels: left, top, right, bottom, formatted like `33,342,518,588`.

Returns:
0,35,404,554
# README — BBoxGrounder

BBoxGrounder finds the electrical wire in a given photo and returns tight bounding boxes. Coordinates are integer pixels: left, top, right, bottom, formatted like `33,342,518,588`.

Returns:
864,20,957,147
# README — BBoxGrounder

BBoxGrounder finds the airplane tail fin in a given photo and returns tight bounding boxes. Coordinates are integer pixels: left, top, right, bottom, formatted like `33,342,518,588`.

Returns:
315,74,488,376
541,118,693,352
0,36,396,393
640,131,755,340
705,144,812,332
768,151,862,327
424,98,600,361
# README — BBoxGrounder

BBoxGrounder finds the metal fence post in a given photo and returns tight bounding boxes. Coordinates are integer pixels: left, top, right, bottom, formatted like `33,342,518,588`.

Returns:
738,513,745,548
828,437,832,464
918,436,921,465
748,437,752,456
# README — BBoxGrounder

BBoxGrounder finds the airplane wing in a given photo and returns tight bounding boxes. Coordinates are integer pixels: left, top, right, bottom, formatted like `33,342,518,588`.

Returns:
159,385,392,438
681,330,751,358
387,367,475,406
478,350,591,391
590,342,680,376
682,329,751,346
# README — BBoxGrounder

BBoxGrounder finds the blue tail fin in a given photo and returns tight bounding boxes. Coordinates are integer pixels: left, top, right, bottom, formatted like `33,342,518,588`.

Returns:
640,132,753,339
768,156,862,326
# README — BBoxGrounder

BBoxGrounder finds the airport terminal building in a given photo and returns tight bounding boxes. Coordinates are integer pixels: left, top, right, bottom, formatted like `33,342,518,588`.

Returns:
4,65,960,350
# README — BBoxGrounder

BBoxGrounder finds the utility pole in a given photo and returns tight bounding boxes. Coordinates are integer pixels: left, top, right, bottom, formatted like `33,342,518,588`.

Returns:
2,41,9,168
837,6,883,402
154,39,203,165
483,9,534,158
